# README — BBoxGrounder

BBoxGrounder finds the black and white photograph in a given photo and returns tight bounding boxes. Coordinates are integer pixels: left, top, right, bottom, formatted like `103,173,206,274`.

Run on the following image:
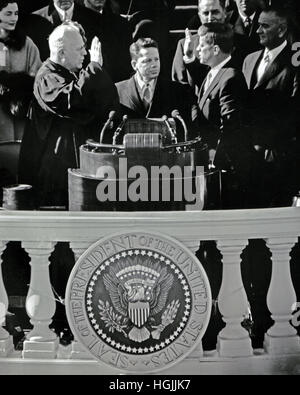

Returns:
0,0,299,377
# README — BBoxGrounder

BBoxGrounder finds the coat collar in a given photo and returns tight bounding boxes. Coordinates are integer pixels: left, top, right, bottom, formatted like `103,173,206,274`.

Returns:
0,25,26,50
45,59,78,81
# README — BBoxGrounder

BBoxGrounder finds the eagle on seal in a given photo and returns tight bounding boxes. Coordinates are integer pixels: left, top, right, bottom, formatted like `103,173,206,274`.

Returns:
103,259,174,343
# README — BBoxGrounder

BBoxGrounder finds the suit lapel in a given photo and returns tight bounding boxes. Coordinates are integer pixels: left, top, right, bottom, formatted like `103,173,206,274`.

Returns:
147,78,163,117
234,15,246,36
48,6,61,26
248,51,263,89
125,76,146,116
72,4,83,23
255,47,290,88
249,12,259,37
199,68,227,109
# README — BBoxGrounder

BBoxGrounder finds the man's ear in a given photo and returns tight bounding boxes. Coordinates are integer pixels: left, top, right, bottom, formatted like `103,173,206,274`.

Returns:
131,59,137,71
59,48,65,63
278,23,288,39
213,45,220,56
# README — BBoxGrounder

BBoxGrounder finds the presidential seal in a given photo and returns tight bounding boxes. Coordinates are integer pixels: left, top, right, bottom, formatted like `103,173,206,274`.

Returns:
66,231,212,373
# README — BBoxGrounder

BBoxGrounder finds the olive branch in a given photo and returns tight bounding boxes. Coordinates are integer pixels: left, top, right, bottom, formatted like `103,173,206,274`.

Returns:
98,300,128,337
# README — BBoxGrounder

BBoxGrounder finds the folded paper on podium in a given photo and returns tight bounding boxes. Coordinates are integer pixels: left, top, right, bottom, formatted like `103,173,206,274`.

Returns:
124,118,176,144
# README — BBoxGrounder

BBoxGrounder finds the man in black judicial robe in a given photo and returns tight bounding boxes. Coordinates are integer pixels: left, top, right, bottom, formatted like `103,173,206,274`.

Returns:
19,22,119,208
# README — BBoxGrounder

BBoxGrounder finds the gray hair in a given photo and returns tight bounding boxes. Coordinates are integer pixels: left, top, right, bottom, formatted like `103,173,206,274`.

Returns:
48,21,86,55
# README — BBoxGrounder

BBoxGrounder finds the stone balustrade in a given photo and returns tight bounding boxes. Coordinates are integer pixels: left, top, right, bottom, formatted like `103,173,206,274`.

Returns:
0,208,299,374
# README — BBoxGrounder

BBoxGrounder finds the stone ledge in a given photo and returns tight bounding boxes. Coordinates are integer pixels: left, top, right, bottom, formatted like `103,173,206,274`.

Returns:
1,349,299,375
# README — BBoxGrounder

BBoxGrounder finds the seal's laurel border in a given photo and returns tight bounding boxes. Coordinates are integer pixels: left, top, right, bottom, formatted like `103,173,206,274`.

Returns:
65,230,212,374
86,249,191,355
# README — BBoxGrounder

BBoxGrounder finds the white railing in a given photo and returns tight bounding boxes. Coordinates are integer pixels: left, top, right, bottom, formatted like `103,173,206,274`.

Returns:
0,207,300,374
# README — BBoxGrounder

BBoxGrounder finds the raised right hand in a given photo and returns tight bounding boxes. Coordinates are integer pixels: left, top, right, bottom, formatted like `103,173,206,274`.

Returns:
89,36,103,66
183,28,194,59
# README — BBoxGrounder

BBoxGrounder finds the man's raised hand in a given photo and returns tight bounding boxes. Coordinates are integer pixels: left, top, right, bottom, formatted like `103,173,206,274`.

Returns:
183,28,194,59
89,36,103,66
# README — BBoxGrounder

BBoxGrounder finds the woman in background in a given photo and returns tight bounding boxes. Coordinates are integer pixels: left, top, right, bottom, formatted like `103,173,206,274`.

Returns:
0,0,41,141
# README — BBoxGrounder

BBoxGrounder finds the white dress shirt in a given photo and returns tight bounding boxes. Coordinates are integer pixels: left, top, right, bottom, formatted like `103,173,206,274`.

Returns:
54,3,74,21
135,73,157,105
256,40,287,81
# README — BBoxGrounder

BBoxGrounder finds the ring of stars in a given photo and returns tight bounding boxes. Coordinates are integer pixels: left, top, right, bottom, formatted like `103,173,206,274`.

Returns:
85,249,191,354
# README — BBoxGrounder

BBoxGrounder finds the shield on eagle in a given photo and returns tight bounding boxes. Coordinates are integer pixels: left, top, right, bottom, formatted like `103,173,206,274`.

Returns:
128,301,150,328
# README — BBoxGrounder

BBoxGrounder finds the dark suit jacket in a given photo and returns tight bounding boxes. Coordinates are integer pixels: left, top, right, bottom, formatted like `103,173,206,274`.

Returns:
232,11,262,54
243,45,300,149
86,7,132,82
195,59,252,171
116,75,198,140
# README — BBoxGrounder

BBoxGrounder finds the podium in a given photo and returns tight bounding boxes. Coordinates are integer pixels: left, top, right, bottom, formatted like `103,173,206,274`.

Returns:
68,118,221,211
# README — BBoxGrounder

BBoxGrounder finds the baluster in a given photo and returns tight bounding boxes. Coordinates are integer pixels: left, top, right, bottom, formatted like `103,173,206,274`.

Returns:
22,242,58,359
264,237,300,354
68,242,93,360
183,240,203,358
0,241,14,357
217,240,253,357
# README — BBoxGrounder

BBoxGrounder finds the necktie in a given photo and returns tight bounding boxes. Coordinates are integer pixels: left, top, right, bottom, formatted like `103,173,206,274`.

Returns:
244,17,252,35
142,83,151,108
203,71,213,93
257,51,270,81
63,11,71,21
264,52,270,65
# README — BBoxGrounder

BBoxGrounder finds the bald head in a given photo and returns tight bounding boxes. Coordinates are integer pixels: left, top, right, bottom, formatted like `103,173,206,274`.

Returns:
49,23,87,72
49,24,77,55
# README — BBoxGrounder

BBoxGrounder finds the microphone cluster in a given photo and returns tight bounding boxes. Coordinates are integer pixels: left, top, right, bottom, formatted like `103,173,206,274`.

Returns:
99,112,128,146
171,109,188,143
112,115,128,145
95,110,200,154
99,110,116,143
162,114,178,145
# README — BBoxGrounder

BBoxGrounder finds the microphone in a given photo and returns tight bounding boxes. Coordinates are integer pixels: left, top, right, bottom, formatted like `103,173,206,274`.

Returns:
162,115,178,145
99,110,116,143
112,115,128,145
171,109,188,142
